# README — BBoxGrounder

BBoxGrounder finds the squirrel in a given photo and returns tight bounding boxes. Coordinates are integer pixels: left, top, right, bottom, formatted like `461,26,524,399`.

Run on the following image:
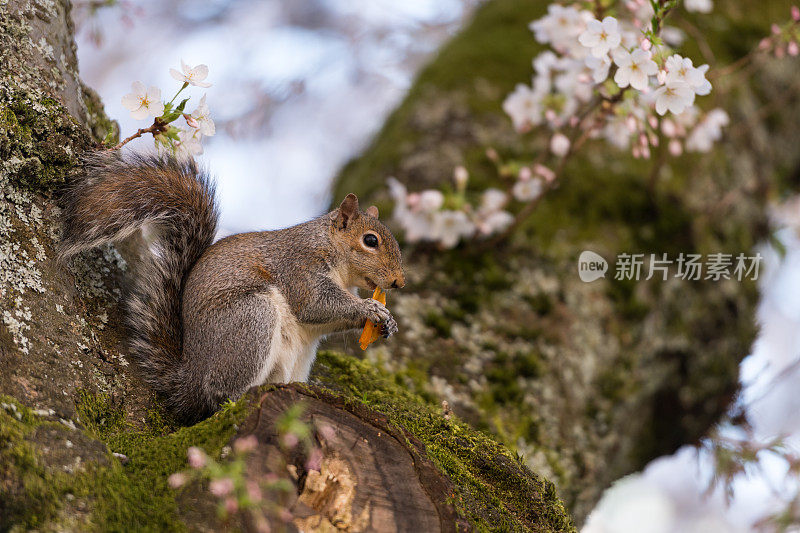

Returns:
60,152,404,423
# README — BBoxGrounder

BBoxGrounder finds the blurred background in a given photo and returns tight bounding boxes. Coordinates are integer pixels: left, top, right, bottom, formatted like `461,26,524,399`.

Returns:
75,0,477,234
73,1,800,530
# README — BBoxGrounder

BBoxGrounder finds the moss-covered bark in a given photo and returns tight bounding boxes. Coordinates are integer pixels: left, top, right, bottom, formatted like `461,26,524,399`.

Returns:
332,0,800,522
0,1,575,530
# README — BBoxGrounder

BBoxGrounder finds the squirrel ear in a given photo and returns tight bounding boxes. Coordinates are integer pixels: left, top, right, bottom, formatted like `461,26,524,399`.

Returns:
336,193,360,229
366,205,379,218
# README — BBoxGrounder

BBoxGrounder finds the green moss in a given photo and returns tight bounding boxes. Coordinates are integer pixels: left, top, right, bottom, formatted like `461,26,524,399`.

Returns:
1,392,251,532
75,389,127,441
313,351,575,532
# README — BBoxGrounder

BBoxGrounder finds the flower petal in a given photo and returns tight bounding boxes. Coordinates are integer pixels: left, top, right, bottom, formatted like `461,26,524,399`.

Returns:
121,93,140,111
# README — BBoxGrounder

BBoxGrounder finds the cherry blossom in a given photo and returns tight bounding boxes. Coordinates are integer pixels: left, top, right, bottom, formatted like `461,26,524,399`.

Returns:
653,82,695,115
190,94,216,136
503,84,543,132
665,55,711,95
434,211,475,249
477,211,515,235
613,48,658,91
530,4,587,54
585,55,611,83
686,109,729,152
121,81,164,120
512,177,543,202
684,0,713,13
579,17,622,58
169,60,212,88
174,130,203,160
550,133,571,157
479,189,509,215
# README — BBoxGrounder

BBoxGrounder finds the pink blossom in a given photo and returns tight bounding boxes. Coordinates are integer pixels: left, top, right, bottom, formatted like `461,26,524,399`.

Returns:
305,448,324,472
789,41,799,57
793,5,800,21
209,477,234,496
234,435,258,454
224,497,238,514
534,164,556,182
187,447,206,469
669,139,683,156
168,473,187,488
759,38,772,51
640,38,652,51
281,433,299,449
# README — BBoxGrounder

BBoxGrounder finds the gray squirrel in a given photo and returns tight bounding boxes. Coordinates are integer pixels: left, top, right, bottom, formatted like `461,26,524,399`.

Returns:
60,153,405,423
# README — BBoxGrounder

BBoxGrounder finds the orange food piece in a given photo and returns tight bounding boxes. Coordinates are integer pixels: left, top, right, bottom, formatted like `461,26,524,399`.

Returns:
359,287,386,350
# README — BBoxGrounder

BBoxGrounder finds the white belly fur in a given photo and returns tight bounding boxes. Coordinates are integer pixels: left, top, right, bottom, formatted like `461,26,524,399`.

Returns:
250,287,322,387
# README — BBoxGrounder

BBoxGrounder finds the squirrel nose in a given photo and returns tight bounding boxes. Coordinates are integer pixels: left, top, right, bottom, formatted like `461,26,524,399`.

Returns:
391,276,405,289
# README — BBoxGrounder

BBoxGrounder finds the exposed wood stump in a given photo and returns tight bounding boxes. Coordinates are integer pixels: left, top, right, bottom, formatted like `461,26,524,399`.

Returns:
236,384,469,532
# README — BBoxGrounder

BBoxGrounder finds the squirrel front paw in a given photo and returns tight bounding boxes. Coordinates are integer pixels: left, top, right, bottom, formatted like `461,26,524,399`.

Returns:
363,298,398,338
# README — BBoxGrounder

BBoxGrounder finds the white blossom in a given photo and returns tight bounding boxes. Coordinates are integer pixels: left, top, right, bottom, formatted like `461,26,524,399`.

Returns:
665,55,711,95
170,60,212,88
174,130,203,160
653,81,695,116
479,189,508,215
585,55,611,84
529,5,587,53
512,177,543,202
685,109,729,152
579,17,622,58
613,49,658,91
550,132,571,156
189,94,215,136
121,81,164,120
433,210,474,248
684,0,713,13
477,210,514,235
418,190,445,213
503,84,543,131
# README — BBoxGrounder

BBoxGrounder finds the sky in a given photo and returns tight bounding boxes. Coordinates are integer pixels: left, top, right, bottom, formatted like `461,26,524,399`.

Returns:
74,1,798,530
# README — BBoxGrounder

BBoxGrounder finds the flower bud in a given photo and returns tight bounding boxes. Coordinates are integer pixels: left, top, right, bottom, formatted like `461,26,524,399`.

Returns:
453,166,469,191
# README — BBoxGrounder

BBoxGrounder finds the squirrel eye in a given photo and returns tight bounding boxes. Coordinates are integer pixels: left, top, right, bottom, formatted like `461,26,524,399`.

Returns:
363,233,379,248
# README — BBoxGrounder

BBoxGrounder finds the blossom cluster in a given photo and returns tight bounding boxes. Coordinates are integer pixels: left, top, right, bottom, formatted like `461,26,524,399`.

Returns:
166,403,323,530
503,2,724,157
120,60,215,158
758,5,800,58
388,157,557,249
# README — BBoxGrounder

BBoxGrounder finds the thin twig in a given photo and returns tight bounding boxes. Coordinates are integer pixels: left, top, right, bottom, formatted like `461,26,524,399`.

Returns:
111,118,167,150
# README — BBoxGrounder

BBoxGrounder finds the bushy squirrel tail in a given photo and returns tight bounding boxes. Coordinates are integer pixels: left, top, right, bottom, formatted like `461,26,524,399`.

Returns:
61,152,219,420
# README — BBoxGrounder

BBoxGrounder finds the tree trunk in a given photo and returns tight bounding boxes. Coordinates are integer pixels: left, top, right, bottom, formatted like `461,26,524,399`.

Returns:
332,0,800,523
0,1,574,531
